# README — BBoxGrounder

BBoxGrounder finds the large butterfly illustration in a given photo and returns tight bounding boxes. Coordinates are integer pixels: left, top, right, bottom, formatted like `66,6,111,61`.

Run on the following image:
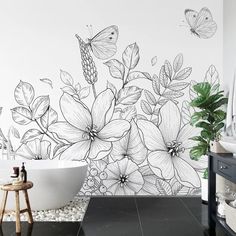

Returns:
86,25,119,60
184,7,217,39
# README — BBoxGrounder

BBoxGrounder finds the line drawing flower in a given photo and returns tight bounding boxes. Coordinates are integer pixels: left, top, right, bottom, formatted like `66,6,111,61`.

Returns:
103,157,144,195
137,101,206,188
16,138,51,160
49,89,130,161
110,119,147,165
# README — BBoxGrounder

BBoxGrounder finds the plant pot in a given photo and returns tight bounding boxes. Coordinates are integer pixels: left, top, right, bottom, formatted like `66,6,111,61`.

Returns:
210,141,228,153
201,178,208,204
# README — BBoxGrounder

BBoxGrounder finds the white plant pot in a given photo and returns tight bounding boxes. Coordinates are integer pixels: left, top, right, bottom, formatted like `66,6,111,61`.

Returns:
201,178,208,203
210,141,228,153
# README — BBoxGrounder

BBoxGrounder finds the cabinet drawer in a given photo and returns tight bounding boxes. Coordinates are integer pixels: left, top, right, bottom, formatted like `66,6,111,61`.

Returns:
217,160,235,178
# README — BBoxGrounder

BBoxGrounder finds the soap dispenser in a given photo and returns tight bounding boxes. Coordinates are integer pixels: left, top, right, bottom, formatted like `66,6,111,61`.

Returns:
20,162,27,183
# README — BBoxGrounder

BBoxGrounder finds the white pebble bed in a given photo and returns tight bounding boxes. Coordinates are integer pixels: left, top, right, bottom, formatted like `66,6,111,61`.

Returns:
3,195,90,222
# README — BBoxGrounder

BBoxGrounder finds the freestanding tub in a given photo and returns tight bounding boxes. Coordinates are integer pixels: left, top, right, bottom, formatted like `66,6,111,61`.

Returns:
0,160,87,210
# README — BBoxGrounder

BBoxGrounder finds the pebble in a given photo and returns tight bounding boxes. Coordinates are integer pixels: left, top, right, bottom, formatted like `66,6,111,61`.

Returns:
3,194,90,222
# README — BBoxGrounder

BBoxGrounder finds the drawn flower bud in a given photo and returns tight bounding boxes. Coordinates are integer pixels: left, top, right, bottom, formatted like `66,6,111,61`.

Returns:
76,35,98,85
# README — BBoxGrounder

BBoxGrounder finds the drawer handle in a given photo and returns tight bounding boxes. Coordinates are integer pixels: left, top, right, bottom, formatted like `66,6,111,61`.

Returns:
220,165,228,170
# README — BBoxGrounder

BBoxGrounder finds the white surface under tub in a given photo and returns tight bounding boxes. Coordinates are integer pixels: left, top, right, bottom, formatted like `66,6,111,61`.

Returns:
0,160,87,211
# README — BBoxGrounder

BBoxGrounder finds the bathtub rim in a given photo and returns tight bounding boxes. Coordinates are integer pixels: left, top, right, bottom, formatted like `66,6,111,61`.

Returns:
0,159,88,171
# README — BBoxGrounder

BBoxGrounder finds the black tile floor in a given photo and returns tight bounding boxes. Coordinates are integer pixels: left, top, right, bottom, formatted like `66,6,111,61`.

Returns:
0,197,227,236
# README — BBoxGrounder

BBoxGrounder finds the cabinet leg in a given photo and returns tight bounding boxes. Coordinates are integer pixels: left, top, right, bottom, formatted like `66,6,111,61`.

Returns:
15,191,21,233
208,155,216,235
0,191,8,224
209,219,216,236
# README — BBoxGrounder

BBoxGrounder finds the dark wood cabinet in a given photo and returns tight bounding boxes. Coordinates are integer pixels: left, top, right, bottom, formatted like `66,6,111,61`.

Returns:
208,152,236,236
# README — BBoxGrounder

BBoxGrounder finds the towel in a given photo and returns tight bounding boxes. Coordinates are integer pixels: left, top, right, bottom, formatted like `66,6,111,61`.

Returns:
226,70,236,137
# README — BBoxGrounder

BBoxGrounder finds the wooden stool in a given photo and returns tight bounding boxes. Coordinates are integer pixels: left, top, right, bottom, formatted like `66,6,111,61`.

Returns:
0,181,34,234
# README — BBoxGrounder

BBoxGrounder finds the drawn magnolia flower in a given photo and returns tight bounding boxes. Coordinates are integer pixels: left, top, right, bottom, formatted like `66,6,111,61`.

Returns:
110,119,147,165
138,101,206,188
16,138,51,160
103,158,144,195
49,89,130,160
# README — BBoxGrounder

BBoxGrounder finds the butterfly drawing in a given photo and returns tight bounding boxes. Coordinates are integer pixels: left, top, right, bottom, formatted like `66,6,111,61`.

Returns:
184,7,217,39
84,25,119,60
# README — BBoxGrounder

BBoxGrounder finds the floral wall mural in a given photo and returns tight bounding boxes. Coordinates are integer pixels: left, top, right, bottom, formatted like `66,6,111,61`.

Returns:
0,0,223,196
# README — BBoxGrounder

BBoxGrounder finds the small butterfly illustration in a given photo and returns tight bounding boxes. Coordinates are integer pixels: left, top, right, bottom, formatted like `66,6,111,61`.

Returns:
184,7,217,39
84,25,119,60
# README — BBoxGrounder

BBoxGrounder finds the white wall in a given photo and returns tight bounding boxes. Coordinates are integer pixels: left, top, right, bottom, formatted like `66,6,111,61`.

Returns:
223,0,236,88
0,0,223,196
222,0,236,192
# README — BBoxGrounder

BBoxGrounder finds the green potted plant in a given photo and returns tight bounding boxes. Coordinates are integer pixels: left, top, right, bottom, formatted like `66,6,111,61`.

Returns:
189,81,228,202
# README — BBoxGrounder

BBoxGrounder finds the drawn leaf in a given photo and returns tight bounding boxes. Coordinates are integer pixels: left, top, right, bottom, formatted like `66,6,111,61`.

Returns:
79,86,90,99
141,100,153,115
188,188,201,195
11,107,32,125
152,74,160,95
21,129,43,143
40,78,53,89
173,53,183,73
122,43,140,70
104,59,125,80
158,99,168,106
174,67,192,80
60,70,74,86
0,107,2,116
40,107,58,129
119,106,137,121
0,128,7,142
10,126,20,139
159,65,168,87
162,90,184,99
107,81,117,96
136,114,148,120
144,90,156,105
112,120,147,165
164,60,172,79
153,107,160,116
31,96,50,120
126,120,147,164
169,178,184,195
117,86,142,105
189,80,198,100
176,186,190,195
156,179,172,195
114,108,122,113
151,117,159,126
168,82,189,91
181,101,192,125
75,82,81,92
204,65,219,89
138,165,159,195
61,86,76,95
14,81,35,106
151,56,157,66
142,72,152,81
127,71,146,82
53,143,69,158
91,159,108,172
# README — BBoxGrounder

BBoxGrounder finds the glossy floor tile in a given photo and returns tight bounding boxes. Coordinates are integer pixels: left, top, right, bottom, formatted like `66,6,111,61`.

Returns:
0,197,228,236
78,198,142,236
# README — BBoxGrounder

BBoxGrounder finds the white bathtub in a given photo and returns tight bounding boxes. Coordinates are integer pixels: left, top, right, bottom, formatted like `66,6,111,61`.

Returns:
0,160,87,210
